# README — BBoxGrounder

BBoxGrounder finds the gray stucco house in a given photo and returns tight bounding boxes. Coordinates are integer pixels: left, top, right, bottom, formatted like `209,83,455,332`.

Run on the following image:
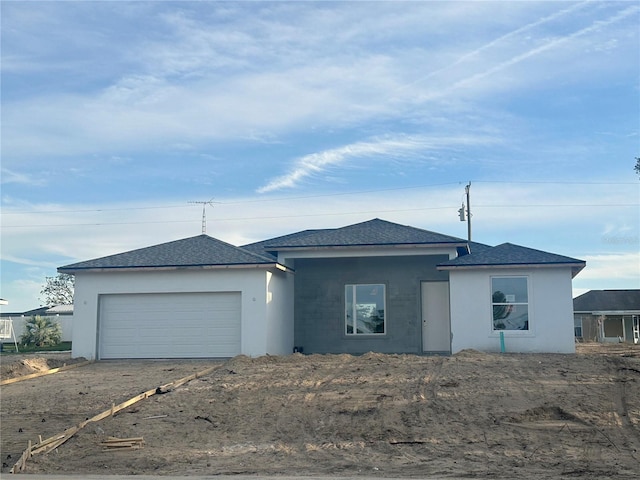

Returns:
60,218,585,360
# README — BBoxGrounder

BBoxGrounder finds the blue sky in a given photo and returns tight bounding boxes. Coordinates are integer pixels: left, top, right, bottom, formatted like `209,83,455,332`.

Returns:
1,0,639,312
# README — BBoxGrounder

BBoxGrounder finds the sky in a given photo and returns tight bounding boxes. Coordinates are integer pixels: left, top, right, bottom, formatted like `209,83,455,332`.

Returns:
1,0,639,312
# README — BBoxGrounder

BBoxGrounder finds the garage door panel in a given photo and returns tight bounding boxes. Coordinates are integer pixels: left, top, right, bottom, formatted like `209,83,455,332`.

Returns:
99,292,241,359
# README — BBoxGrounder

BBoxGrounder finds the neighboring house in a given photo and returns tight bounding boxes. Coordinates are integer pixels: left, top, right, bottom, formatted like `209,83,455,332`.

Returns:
59,218,585,360
573,290,640,344
0,305,74,343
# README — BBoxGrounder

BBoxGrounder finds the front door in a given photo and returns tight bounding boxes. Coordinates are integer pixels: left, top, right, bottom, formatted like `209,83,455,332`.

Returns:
421,281,451,353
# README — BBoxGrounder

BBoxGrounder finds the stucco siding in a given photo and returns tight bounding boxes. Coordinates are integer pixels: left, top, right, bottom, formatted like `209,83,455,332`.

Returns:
449,268,576,354
72,268,276,360
293,255,449,354
266,270,295,355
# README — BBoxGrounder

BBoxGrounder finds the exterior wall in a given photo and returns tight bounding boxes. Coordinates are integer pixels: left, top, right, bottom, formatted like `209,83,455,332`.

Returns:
574,314,599,342
293,255,449,355
265,270,295,355
72,268,279,360
449,267,576,354
575,313,638,343
2,315,73,343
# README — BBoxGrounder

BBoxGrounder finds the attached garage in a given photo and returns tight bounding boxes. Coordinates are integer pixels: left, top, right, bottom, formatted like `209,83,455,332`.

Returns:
98,292,241,359
61,234,294,361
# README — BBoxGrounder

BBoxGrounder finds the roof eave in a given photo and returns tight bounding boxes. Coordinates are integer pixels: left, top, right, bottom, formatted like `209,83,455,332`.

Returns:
437,262,586,273
58,262,292,274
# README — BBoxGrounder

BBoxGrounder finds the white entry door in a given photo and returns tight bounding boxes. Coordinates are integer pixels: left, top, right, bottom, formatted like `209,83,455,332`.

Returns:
421,281,451,353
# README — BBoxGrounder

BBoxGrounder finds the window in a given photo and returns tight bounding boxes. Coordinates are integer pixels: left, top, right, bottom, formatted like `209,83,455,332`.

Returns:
574,317,583,338
345,284,385,335
491,276,529,331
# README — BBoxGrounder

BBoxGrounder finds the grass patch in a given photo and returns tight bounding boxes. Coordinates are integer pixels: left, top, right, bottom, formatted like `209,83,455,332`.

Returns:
0,341,72,354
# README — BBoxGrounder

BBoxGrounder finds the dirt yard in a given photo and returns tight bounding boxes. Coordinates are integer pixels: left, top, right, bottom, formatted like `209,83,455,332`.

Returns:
1,344,639,478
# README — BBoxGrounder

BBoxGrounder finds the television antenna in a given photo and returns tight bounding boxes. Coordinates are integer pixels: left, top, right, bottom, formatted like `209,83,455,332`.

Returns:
188,199,219,234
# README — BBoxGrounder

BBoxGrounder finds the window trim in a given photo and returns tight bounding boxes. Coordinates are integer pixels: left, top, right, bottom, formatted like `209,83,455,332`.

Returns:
574,316,583,338
490,275,531,334
345,283,387,336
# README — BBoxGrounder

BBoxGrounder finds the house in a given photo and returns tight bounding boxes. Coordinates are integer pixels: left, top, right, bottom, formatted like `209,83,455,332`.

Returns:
59,218,585,360
573,290,640,344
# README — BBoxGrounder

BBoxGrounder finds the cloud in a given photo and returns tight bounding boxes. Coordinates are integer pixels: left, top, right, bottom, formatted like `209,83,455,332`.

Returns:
0,169,47,186
395,0,594,95
257,134,500,193
4,1,637,165
414,3,640,102
574,253,640,283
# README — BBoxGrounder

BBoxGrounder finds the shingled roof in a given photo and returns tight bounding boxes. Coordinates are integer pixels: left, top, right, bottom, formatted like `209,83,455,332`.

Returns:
59,235,279,272
437,242,585,277
260,218,467,250
241,228,329,260
573,290,640,313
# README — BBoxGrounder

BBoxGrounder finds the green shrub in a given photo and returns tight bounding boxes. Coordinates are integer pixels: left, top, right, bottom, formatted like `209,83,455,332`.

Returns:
20,315,62,347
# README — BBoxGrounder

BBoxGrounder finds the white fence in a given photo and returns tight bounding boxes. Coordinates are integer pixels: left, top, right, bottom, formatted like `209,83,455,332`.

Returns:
1,315,73,343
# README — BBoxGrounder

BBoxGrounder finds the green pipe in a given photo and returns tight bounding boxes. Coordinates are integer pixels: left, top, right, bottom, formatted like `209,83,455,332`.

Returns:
500,331,505,353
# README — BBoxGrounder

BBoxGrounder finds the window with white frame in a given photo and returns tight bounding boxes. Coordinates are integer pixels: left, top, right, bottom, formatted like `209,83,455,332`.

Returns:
491,276,529,331
574,317,583,338
345,284,386,335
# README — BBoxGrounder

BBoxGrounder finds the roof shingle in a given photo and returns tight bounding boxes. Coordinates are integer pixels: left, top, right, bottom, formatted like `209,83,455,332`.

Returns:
438,242,585,276
59,235,276,272
573,290,640,312
262,218,466,249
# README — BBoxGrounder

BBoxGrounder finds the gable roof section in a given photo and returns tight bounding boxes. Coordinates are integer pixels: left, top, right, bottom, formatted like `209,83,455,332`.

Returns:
261,218,466,250
241,228,330,260
59,234,281,273
438,242,586,277
573,290,640,313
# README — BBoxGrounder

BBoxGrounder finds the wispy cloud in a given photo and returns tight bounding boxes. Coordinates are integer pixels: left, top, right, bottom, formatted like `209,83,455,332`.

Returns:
394,0,594,95
416,3,640,101
0,169,47,186
576,253,640,283
257,134,500,193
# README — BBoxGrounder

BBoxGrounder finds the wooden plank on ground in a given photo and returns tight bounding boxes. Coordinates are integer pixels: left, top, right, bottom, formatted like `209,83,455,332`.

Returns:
9,363,221,473
1,360,92,386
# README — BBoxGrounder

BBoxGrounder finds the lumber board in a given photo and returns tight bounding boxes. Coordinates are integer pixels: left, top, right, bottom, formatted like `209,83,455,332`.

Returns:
1,360,92,385
10,363,221,473
104,436,144,443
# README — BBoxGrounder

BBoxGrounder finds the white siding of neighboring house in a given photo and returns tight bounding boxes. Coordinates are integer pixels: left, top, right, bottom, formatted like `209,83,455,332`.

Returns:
72,267,293,360
6,314,73,343
448,267,576,354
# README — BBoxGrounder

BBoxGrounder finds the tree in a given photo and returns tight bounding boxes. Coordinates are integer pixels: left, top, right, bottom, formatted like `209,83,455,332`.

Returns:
40,273,74,306
635,157,640,178
20,315,62,346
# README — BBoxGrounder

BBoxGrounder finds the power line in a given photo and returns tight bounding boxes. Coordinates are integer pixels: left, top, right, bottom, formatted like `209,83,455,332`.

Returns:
1,202,637,229
1,180,636,215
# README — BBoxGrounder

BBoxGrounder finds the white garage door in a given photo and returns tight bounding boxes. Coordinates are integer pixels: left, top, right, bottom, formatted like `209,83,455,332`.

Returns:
98,292,241,359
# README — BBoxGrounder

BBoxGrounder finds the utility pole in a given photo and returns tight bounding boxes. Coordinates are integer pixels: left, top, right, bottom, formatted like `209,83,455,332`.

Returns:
465,182,471,242
188,199,217,234
458,182,471,242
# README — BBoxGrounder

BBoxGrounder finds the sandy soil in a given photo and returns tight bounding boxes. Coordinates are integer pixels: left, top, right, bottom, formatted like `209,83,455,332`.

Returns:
0,351,87,380
1,344,639,478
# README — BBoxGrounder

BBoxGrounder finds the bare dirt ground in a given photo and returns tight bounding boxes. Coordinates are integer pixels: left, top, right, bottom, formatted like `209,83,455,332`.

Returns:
1,344,639,478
